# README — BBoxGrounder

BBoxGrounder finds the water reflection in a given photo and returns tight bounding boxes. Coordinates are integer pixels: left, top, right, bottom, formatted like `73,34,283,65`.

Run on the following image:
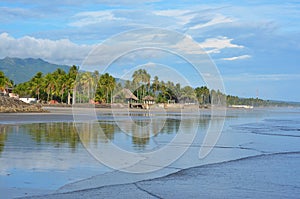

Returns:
24,123,80,150
0,126,8,155
0,116,211,155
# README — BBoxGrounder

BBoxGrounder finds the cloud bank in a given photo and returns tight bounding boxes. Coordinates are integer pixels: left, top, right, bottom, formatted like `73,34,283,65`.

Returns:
0,33,93,65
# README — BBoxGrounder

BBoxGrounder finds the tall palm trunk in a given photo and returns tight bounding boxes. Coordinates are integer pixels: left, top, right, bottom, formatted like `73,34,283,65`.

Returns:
68,91,71,105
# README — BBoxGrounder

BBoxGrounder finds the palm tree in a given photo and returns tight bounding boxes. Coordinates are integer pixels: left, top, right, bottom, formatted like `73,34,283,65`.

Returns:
152,76,159,96
180,86,197,104
78,72,95,103
67,65,78,104
97,73,116,104
132,69,151,100
58,74,68,103
0,71,12,92
144,71,151,94
44,73,56,102
195,86,210,104
160,80,166,99
124,80,132,90
30,72,43,101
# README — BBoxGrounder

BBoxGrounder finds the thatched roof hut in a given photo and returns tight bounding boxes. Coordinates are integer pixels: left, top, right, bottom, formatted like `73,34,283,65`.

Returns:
142,95,155,101
114,88,138,102
143,95,155,104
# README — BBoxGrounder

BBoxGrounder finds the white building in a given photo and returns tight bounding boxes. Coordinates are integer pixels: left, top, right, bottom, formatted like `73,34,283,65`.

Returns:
20,98,37,104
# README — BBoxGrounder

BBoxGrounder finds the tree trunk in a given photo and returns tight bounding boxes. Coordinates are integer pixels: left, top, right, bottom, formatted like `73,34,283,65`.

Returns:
67,91,71,105
72,91,76,105
110,89,113,104
47,92,50,102
61,93,64,103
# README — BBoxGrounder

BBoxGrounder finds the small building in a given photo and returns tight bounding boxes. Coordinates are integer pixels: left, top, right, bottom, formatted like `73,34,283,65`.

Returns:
20,97,37,104
9,93,19,99
143,95,155,104
113,88,138,103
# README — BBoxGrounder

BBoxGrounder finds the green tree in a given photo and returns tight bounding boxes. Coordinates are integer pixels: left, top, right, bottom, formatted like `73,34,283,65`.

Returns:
0,71,13,91
30,72,44,101
132,69,151,100
195,86,210,104
67,65,78,104
96,73,116,103
151,76,160,96
180,86,197,103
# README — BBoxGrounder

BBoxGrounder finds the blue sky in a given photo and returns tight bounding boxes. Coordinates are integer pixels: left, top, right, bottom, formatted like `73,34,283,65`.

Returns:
0,0,299,101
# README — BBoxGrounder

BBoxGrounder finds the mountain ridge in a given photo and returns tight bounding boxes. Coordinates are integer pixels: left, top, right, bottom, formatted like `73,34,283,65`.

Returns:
0,57,70,84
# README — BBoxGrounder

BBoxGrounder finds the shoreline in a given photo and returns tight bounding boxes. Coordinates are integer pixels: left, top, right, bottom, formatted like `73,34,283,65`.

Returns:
0,106,297,125
1,101,298,114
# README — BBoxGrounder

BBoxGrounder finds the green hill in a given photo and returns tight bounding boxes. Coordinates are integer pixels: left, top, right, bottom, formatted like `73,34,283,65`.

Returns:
0,57,70,84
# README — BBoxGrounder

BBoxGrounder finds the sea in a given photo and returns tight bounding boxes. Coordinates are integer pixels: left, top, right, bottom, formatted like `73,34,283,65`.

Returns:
0,107,300,198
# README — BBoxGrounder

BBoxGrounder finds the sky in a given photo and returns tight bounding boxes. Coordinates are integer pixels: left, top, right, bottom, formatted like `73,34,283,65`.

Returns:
0,0,299,102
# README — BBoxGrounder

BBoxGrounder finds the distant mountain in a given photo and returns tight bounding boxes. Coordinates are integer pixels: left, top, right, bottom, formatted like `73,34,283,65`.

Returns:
0,57,70,84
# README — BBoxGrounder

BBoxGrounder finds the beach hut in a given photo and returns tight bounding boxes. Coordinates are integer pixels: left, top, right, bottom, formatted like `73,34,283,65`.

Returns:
143,95,155,104
114,88,138,103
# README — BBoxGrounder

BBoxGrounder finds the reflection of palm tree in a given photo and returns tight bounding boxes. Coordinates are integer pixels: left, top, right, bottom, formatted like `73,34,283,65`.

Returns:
0,126,8,155
26,123,79,150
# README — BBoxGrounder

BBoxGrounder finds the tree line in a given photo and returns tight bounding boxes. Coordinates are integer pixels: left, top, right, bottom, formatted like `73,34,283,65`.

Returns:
0,71,13,91
0,68,293,107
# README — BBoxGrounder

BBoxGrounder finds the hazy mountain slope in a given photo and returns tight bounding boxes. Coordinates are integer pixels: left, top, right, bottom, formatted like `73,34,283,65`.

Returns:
0,57,70,84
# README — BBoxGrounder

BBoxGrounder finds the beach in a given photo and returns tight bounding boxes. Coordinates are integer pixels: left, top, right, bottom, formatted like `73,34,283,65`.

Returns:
18,152,300,199
0,107,300,199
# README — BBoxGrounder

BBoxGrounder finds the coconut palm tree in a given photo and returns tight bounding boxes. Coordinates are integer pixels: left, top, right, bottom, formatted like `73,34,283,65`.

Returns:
78,72,95,103
132,69,151,100
0,71,12,92
97,73,116,104
44,73,56,102
66,65,78,104
30,72,43,101
152,76,159,96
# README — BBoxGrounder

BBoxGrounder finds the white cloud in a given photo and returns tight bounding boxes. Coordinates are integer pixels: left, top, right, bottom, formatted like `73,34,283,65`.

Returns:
199,36,243,49
171,34,206,55
69,11,125,27
222,54,251,61
0,33,93,65
0,31,246,67
189,14,234,30
153,9,196,25
198,36,244,54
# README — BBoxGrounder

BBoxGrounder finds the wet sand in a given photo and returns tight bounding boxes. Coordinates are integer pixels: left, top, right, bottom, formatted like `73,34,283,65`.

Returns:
18,152,300,199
